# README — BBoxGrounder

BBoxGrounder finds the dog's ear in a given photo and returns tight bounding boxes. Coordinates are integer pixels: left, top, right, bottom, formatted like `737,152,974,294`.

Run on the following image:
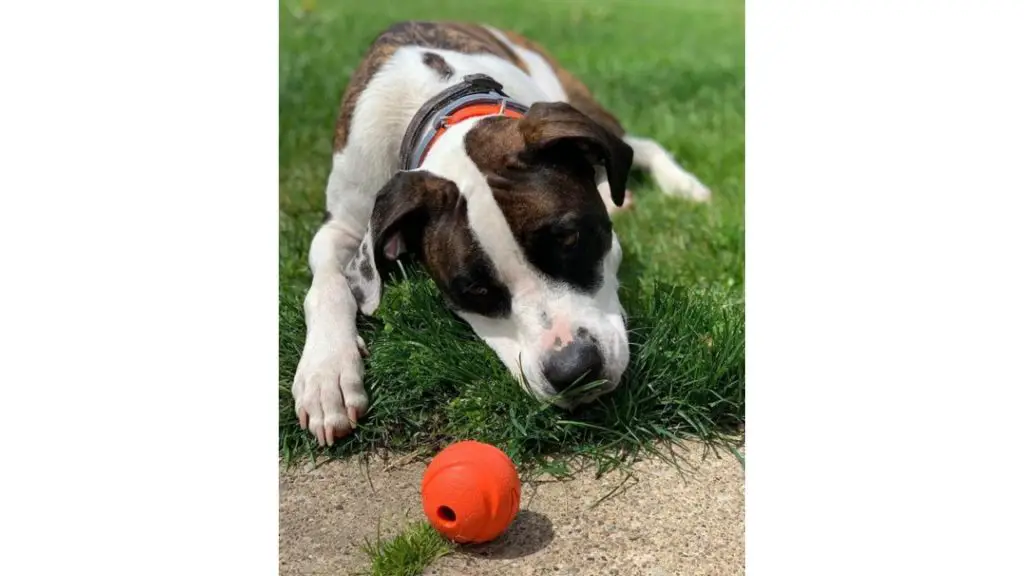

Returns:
518,102,634,206
343,170,458,315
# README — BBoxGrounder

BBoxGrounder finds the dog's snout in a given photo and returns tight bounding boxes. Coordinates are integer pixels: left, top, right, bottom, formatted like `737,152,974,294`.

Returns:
542,339,604,392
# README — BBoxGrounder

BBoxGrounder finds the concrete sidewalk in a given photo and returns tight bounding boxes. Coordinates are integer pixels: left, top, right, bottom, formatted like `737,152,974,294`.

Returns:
280,442,744,575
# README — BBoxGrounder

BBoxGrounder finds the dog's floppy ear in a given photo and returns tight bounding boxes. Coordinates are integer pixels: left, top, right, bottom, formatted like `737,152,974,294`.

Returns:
343,170,458,315
518,102,634,206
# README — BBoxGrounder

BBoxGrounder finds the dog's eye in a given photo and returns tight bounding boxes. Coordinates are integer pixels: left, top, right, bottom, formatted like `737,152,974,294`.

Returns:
466,283,489,297
562,231,580,250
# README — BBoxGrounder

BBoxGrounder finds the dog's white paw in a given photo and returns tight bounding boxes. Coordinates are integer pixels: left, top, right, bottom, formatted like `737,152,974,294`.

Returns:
654,162,712,202
292,338,369,446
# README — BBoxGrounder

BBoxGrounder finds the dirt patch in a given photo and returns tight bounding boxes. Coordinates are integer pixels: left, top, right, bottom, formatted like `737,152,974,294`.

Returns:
280,442,744,575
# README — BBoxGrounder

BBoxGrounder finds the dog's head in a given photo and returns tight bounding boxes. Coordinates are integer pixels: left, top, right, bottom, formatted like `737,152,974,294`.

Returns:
345,102,632,407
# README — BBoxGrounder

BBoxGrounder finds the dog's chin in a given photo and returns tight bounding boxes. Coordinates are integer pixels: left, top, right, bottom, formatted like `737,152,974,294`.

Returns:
576,383,619,406
524,379,620,410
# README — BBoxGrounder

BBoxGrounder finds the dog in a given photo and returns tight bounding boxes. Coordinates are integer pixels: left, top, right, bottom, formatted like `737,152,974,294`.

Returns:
291,22,711,446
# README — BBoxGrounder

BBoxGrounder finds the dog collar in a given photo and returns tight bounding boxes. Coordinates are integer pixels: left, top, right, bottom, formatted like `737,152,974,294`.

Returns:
399,74,528,170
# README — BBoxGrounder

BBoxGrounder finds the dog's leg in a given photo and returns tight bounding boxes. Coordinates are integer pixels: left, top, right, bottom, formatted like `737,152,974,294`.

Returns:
292,218,369,446
291,154,380,447
624,135,711,202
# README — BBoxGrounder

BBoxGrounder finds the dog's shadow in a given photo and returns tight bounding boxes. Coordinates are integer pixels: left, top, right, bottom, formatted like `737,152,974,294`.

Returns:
456,510,555,560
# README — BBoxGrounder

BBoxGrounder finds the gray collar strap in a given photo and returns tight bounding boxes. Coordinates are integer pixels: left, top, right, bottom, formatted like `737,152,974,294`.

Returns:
398,74,529,170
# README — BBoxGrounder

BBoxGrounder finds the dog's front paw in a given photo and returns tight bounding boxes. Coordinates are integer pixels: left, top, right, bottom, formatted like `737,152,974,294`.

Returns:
292,339,369,446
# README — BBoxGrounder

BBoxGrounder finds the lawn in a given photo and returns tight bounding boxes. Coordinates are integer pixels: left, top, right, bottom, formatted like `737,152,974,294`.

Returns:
279,0,745,473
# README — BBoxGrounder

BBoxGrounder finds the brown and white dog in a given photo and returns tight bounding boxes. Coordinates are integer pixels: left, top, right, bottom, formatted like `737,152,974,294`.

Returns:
292,22,710,446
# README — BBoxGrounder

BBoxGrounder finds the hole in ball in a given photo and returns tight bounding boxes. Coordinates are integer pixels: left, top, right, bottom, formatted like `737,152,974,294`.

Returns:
437,506,457,523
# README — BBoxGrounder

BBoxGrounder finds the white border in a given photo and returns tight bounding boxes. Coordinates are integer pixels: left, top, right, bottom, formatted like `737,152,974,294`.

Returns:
748,0,1024,573
1,1,278,574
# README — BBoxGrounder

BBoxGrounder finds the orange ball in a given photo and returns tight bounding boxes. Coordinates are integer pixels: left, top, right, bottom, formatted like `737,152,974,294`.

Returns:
421,440,521,543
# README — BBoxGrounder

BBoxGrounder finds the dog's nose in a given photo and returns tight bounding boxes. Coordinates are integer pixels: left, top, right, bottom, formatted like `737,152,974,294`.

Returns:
542,339,604,393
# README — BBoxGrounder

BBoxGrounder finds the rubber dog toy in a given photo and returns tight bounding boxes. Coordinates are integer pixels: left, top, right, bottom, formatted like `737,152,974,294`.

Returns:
421,440,521,543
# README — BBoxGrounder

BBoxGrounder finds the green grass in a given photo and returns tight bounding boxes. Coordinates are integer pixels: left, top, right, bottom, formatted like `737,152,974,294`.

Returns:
279,0,745,475
359,521,453,576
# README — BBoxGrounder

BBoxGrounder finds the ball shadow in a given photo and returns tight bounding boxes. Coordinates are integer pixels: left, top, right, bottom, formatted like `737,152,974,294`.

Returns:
457,509,555,560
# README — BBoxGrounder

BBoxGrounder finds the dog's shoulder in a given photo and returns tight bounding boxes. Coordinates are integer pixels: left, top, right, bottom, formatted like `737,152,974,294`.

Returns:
333,21,530,152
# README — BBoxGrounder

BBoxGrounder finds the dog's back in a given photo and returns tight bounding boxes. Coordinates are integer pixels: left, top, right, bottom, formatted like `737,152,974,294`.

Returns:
333,21,623,153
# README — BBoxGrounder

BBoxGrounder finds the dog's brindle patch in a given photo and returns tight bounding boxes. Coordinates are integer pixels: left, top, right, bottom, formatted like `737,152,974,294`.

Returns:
413,196,513,319
333,22,530,151
421,51,453,80
367,170,513,318
359,255,374,281
464,114,613,292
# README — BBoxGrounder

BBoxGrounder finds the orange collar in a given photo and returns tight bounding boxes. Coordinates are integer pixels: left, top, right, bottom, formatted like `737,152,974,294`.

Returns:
400,74,528,170
421,101,524,163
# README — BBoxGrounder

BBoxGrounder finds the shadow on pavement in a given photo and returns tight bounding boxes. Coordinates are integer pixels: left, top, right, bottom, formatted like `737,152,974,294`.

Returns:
458,510,555,560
